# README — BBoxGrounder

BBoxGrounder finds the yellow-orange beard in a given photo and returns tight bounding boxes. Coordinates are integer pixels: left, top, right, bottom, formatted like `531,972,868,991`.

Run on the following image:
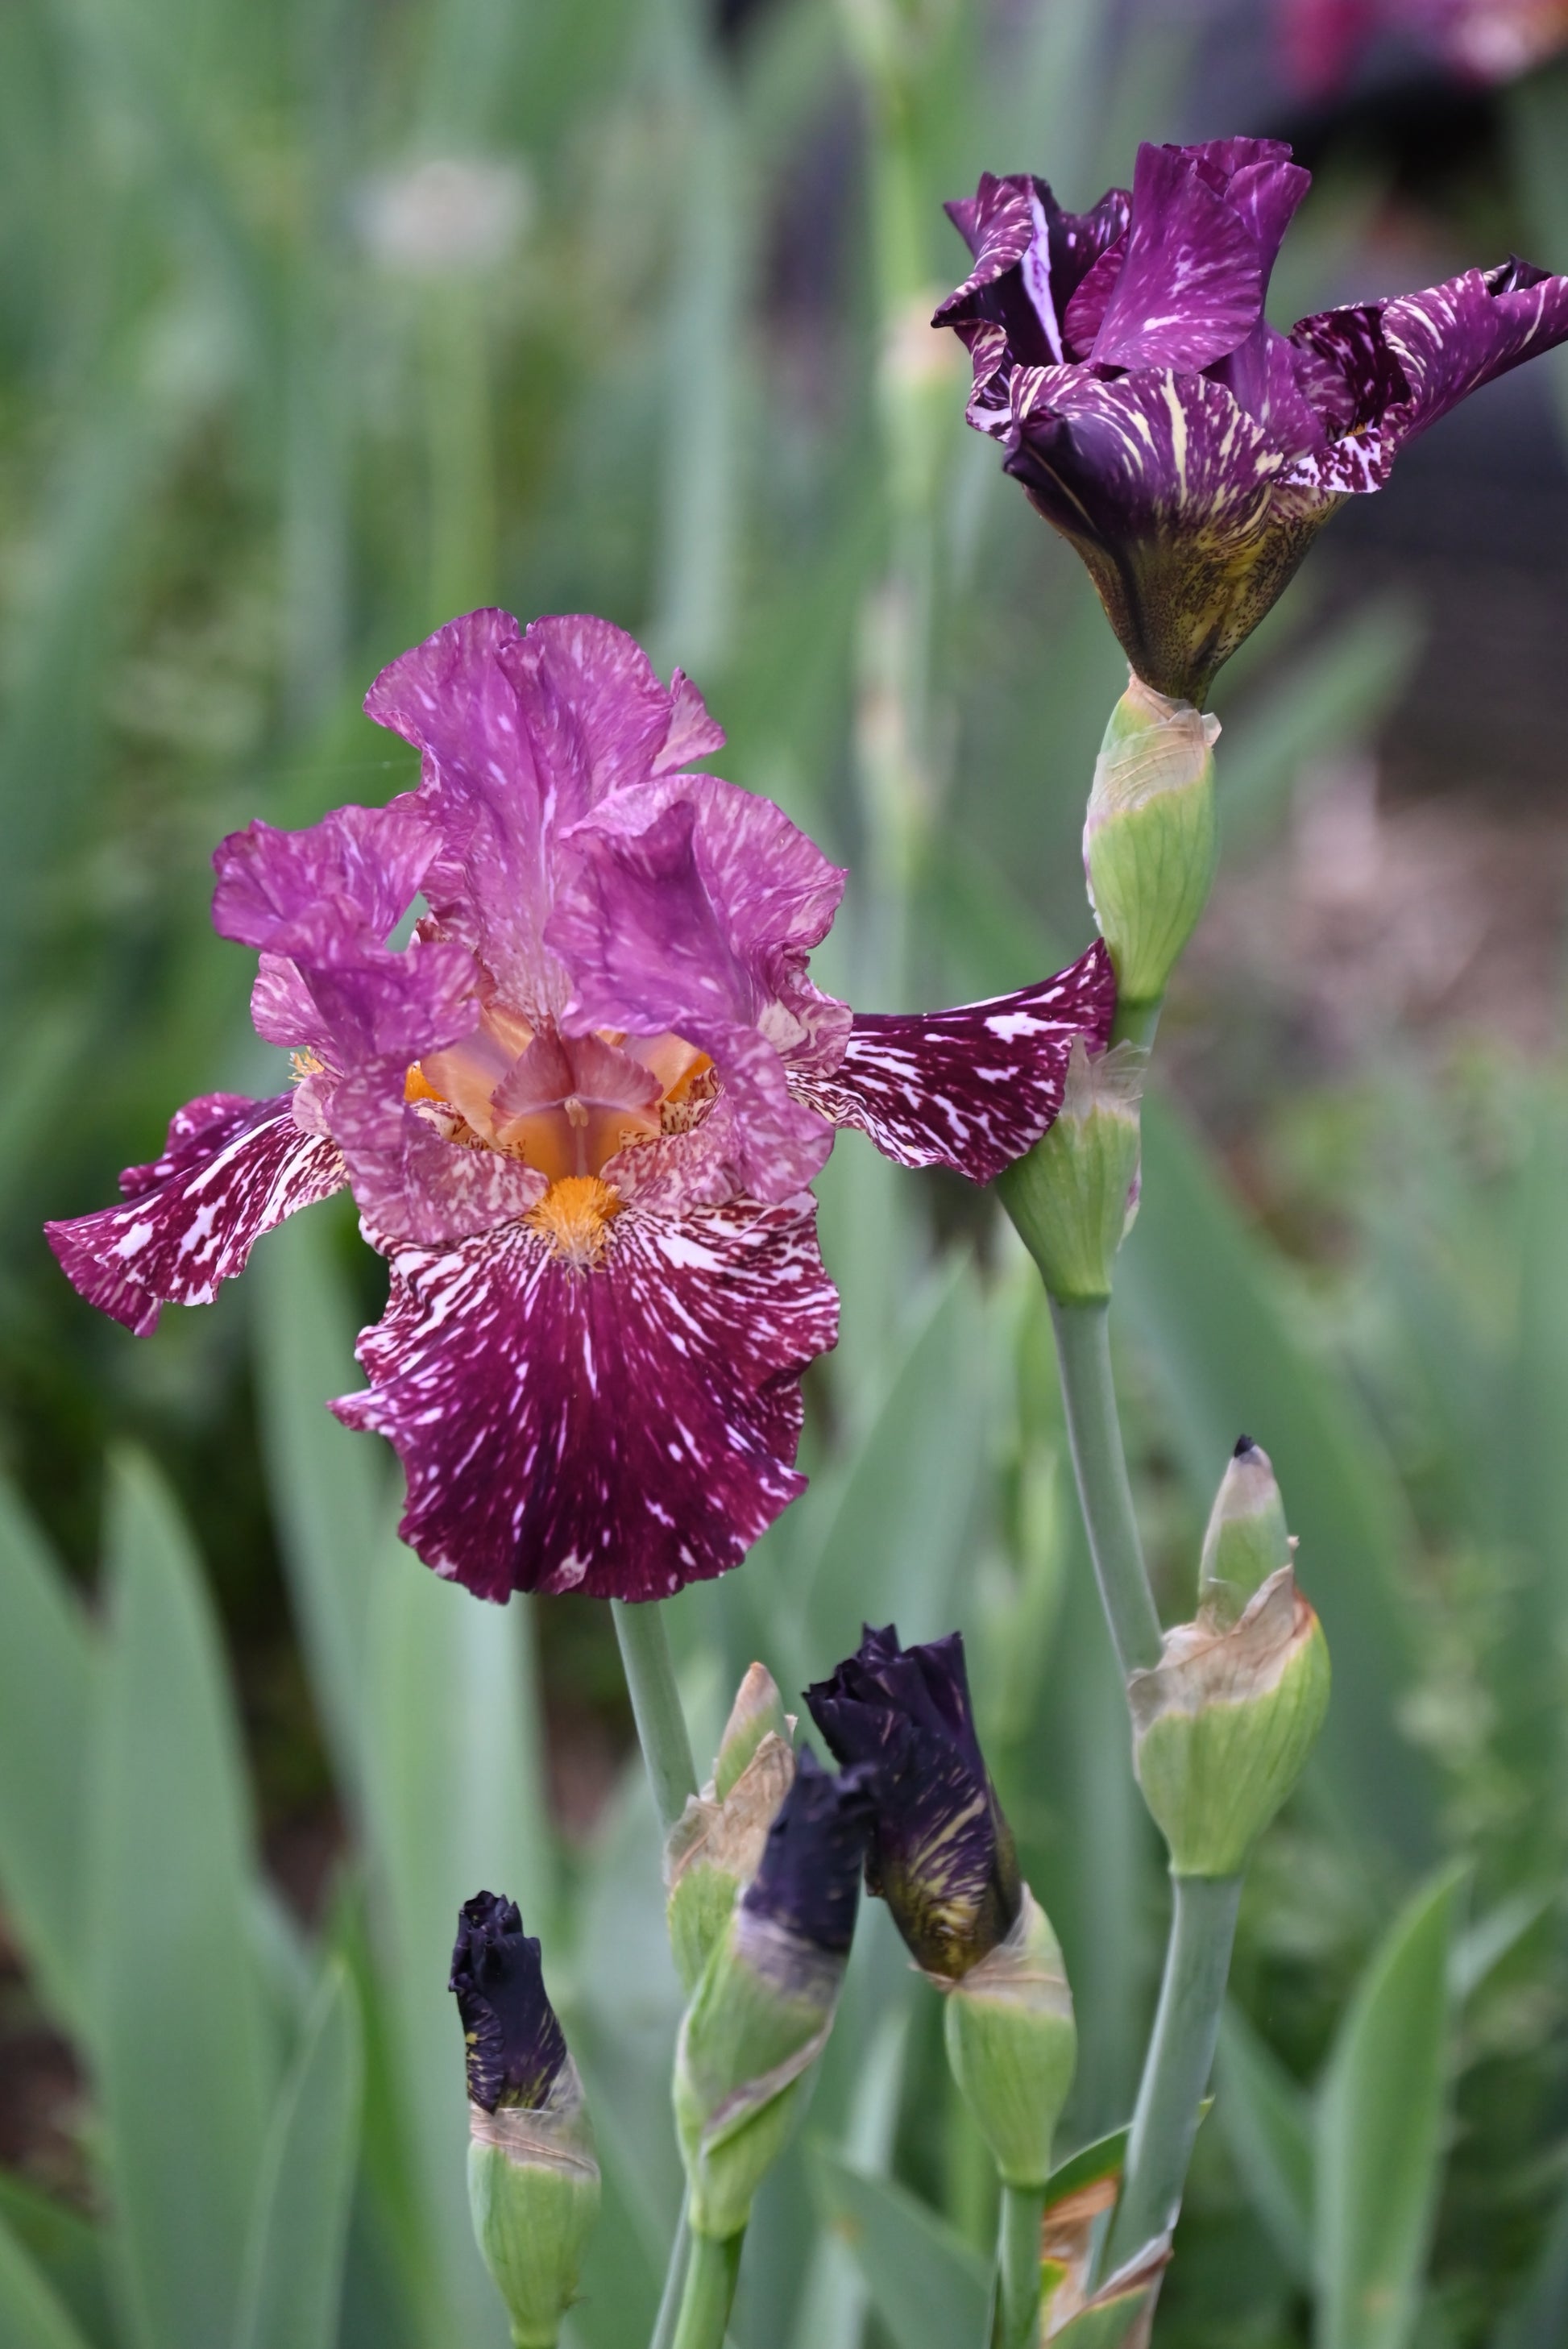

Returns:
525,1174,620,1268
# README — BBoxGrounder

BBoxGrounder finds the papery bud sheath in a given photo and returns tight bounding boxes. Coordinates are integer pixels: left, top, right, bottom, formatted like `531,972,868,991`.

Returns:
944,1886,1077,2188
1085,676,1220,1011
998,1040,1145,1305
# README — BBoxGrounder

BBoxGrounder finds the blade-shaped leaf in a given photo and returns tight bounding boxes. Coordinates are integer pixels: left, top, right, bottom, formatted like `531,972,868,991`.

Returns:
254,1206,385,1806
1217,2004,1313,2286
0,2179,112,2349
1491,2176,1568,2349
1316,1864,1466,2349
89,1449,276,2349
807,2144,989,2349
0,2211,94,2349
0,1477,96,2040
234,1962,364,2349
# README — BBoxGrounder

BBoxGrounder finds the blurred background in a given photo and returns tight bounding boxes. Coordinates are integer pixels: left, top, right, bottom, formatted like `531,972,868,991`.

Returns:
4,0,1568,2344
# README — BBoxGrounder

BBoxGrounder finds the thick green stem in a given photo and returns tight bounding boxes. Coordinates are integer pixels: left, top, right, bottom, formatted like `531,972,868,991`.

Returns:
993,2183,1044,2349
1110,994,1163,1052
611,1599,699,1836
649,2206,691,2349
1105,1874,1242,2273
1047,1300,1164,1679
671,2228,743,2349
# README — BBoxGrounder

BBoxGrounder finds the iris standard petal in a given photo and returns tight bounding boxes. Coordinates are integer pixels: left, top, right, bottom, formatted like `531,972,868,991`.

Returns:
1085,141,1267,373
332,1190,838,1602
46,1094,346,1335
786,942,1115,1184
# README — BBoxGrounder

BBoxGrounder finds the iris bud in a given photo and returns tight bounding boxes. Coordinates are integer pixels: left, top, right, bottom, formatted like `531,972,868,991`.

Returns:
1084,675,1220,1012
450,1894,599,2349
944,1886,1076,2189
1130,1441,1329,1878
998,1040,1145,1305
674,1751,873,2243
666,1662,797,1994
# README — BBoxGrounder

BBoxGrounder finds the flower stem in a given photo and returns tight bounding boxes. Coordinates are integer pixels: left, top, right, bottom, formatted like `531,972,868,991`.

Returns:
1104,1874,1242,2273
649,2205,691,2349
1110,994,1163,1052
611,1599,699,1836
670,2228,743,2349
993,2183,1044,2349
1047,1299,1164,1679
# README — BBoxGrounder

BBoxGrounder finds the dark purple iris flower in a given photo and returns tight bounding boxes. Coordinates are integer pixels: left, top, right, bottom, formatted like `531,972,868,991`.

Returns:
935,138,1568,703
1279,0,1567,93
450,1890,568,2112
805,1624,1019,1980
740,1749,877,1957
47,612,1114,1604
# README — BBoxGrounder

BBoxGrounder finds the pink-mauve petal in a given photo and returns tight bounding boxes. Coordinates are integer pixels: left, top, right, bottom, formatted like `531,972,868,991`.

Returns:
653,669,727,774
789,943,1117,1184
251,953,327,1050
552,796,758,1032
1087,142,1266,372
45,1095,346,1335
333,1194,838,1601
327,1074,546,1245
297,937,480,1066
365,611,726,1024
213,799,439,959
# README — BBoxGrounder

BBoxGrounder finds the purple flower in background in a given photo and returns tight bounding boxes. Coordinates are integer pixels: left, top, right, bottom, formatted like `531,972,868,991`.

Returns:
740,1749,877,1957
805,1623,1019,1979
935,139,1568,703
1280,0,1568,94
48,611,1114,1604
450,1891,568,2112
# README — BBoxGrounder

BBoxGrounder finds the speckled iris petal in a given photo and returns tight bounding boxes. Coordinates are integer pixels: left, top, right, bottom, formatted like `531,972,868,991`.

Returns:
740,1750,877,1956
450,1891,567,2112
935,172,1132,383
332,1192,838,1602
213,799,440,962
787,942,1115,1185
45,1094,346,1335
804,1625,1020,1979
1083,141,1270,372
365,609,726,1025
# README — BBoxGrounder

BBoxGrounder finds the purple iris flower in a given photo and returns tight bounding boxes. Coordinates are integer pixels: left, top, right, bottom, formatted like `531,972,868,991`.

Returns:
450,1891,568,2112
48,611,1114,1604
740,1748,877,1957
935,138,1568,704
805,1623,1019,1980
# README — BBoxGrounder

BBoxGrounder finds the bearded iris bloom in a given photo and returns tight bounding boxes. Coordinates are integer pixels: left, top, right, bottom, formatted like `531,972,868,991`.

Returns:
450,1891,569,2114
806,1623,1020,1979
935,138,1568,704
48,611,1114,1604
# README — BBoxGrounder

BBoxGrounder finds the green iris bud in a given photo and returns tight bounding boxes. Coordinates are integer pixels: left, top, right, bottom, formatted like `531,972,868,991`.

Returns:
998,1039,1146,1305
467,2078,601,2349
674,1754,873,2242
1130,1440,1329,1878
666,1663,797,1994
1084,674,1220,1011
943,1886,1077,2188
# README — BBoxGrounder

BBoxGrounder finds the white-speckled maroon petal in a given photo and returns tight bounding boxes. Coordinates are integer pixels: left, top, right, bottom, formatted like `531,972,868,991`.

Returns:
333,1195,838,1601
789,942,1117,1183
45,1095,346,1335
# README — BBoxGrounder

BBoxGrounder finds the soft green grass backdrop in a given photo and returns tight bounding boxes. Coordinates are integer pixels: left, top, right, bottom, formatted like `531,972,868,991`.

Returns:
2,0,1567,2343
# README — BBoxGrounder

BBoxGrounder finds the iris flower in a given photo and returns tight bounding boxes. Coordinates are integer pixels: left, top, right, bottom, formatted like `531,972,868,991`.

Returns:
450,1891,568,2114
806,1623,1020,1979
935,137,1568,703
48,611,1113,1603
1280,0,1568,93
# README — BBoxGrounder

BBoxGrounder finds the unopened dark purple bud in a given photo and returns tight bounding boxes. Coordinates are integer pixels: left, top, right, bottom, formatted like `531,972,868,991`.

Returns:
805,1624,1020,1978
450,1890,568,2113
740,1749,876,1955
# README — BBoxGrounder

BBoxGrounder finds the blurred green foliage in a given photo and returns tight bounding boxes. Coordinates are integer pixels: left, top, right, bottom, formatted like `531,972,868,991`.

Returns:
2,0,1567,2344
